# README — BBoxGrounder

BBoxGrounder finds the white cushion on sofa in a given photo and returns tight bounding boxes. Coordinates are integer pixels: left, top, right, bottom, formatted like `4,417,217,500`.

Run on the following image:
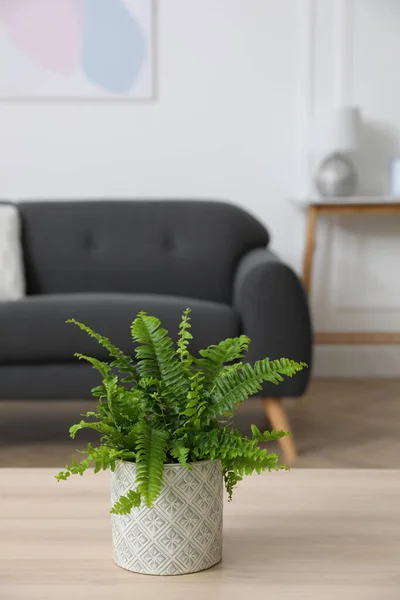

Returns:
0,204,25,300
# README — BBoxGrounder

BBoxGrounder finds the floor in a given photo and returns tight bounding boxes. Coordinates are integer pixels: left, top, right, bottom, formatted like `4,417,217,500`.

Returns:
1,378,399,468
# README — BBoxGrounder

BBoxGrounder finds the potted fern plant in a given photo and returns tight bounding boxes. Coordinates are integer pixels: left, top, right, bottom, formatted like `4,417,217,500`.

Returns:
56,308,305,576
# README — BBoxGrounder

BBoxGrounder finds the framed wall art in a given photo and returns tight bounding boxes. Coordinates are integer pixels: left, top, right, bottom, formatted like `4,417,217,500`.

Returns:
0,0,155,100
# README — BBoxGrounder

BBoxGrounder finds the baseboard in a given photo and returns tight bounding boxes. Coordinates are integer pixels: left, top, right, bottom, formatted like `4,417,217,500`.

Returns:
314,346,400,377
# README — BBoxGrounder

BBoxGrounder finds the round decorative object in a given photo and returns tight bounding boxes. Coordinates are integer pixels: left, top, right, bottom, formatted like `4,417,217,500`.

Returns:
111,460,223,575
315,152,357,197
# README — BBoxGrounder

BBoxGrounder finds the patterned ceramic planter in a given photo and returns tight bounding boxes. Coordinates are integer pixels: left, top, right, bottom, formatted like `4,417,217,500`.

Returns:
110,459,224,575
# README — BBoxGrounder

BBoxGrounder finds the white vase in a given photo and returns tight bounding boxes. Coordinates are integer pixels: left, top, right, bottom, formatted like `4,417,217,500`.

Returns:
110,459,224,575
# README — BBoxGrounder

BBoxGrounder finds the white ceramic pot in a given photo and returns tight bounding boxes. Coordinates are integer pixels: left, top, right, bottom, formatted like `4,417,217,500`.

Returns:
110,459,223,575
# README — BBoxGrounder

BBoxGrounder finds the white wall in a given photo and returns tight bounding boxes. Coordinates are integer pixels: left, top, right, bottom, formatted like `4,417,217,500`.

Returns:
0,0,303,266
1,0,399,376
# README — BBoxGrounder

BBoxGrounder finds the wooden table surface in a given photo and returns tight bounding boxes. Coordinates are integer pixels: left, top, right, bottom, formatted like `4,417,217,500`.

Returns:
1,469,400,600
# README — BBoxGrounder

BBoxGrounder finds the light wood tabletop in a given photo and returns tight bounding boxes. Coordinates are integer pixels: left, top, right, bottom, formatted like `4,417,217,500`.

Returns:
1,468,400,600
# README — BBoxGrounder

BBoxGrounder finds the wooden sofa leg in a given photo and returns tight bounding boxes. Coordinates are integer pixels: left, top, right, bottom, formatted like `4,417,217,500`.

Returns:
263,398,297,465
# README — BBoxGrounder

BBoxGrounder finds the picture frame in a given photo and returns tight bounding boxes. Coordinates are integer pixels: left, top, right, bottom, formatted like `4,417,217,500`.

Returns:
0,0,155,101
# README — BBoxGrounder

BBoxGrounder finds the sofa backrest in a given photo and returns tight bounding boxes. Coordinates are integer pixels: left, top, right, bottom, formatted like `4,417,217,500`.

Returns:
18,200,269,304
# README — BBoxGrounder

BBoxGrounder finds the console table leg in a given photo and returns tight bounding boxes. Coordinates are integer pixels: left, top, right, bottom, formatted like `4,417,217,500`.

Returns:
302,205,318,295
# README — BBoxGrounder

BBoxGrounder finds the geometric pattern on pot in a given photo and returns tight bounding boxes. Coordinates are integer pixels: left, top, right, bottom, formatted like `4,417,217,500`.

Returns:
111,460,223,575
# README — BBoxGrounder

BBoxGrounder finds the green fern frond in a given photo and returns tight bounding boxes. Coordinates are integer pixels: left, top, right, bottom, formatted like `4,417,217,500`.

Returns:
230,451,285,475
253,357,307,384
55,447,92,480
90,384,107,399
221,451,288,500
93,445,122,473
135,422,169,507
139,377,162,391
192,428,287,497
209,360,306,418
74,356,132,432
55,443,124,481
195,335,250,387
69,420,116,440
193,429,262,461
223,465,243,500
67,319,137,381
131,312,187,406
74,353,111,378
110,489,142,515
101,373,123,422
121,423,141,453
250,424,290,442
209,364,263,418
115,389,144,423
170,442,191,468
180,372,207,430
219,362,244,376
138,378,178,422
176,308,194,373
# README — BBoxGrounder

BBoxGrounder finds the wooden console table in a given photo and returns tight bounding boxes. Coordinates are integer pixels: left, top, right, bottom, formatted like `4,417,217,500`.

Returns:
300,198,400,345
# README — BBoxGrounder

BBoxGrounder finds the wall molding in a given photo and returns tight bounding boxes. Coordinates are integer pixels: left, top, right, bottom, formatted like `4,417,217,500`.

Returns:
295,0,316,197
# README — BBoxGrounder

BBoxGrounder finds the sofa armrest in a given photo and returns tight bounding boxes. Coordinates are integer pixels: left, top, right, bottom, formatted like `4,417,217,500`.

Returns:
233,248,312,397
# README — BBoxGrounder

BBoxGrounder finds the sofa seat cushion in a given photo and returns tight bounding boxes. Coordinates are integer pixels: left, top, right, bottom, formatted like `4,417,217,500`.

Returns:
0,293,240,364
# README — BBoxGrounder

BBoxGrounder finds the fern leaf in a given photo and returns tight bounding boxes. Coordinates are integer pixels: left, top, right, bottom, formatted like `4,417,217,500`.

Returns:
209,364,263,417
193,429,257,461
115,389,144,423
110,489,142,515
170,442,191,468
194,335,250,387
250,425,290,442
69,420,116,440
223,465,243,500
74,353,111,378
55,444,124,481
135,422,169,507
67,319,137,381
229,451,285,475
131,312,187,406
209,360,306,418
219,362,244,376
176,307,194,372
192,428,287,496
253,358,307,384
181,372,204,413
74,357,131,434
90,384,107,399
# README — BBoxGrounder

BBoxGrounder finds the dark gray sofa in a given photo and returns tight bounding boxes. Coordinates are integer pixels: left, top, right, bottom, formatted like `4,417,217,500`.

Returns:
1,200,312,406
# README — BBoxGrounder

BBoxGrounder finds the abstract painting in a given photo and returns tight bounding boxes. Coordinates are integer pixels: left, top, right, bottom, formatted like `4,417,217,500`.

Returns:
0,0,154,99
